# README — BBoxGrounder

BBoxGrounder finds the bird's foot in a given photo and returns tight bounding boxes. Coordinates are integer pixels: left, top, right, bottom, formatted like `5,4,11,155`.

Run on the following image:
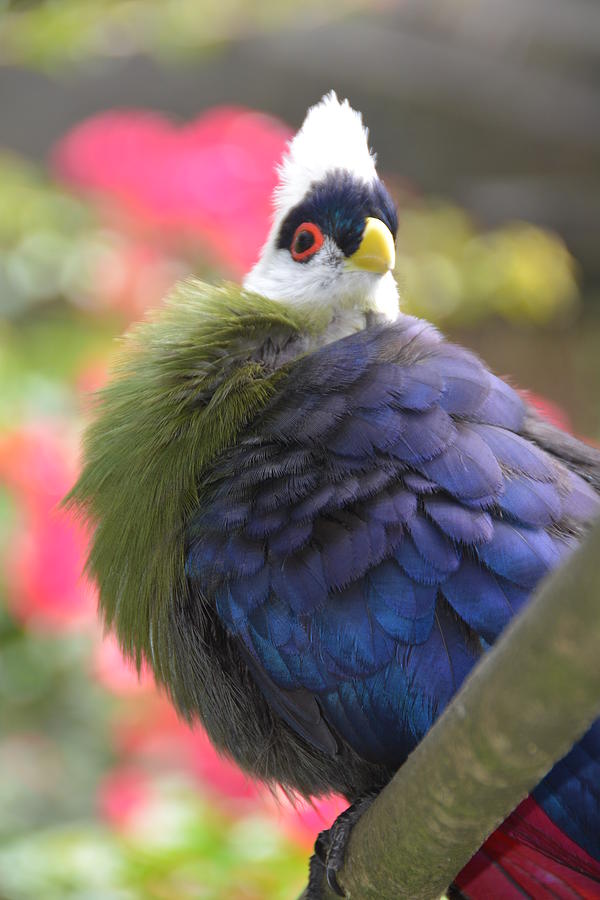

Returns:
307,791,379,898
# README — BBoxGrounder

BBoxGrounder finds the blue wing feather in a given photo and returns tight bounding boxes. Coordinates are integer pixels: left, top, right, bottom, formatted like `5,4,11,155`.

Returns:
186,317,600,854
418,424,503,503
441,560,515,642
367,560,437,644
498,473,563,526
476,521,561,587
423,496,493,544
408,512,461,574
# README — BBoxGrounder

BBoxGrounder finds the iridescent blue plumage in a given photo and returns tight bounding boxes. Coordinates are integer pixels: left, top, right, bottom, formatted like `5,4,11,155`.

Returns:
185,315,600,859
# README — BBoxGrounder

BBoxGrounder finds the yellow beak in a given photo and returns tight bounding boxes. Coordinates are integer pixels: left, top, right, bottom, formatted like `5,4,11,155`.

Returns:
347,217,395,274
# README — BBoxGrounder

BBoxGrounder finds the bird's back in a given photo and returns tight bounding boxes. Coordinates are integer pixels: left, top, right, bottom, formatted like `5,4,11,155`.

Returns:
184,315,600,894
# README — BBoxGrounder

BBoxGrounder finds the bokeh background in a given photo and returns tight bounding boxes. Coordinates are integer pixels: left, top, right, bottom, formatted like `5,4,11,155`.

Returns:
0,2,599,898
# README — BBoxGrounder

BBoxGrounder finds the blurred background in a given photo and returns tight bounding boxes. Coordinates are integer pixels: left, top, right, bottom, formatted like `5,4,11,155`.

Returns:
0,1,599,897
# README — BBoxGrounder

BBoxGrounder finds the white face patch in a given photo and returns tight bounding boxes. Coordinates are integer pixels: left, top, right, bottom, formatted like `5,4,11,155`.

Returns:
244,92,399,326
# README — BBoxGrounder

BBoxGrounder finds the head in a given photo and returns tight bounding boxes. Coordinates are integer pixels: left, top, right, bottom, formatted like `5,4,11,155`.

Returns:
244,92,399,322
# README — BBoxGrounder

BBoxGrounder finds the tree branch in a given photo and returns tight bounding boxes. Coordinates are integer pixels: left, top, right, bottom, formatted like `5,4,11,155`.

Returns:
302,518,600,899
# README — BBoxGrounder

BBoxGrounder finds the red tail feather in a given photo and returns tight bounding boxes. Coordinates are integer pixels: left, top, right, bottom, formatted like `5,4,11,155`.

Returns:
456,798,600,899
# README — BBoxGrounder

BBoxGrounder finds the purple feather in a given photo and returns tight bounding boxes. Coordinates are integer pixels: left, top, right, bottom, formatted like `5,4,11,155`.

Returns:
395,536,449,585
472,423,554,481
269,519,313,556
367,487,417,525
470,374,524,431
322,478,361,510
327,415,386,456
403,472,438,493
352,364,407,409
419,424,503,502
390,361,444,411
313,519,357,591
409,513,461,574
253,472,318,513
499,474,562,526
289,483,335,522
271,546,328,614
353,467,396,501
389,405,456,464
476,521,559,587
424,497,493,544
223,533,266,577
441,559,514,642
314,583,396,676
245,507,289,538
228,565,270,611
563,472,600,523
437,350,490,415
367,560,436,644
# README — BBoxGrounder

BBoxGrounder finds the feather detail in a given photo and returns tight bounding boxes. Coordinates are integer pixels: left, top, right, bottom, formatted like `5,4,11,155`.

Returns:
499,474,563,526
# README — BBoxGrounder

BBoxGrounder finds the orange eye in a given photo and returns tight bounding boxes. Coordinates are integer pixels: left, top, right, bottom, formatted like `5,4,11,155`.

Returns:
290,222,324,262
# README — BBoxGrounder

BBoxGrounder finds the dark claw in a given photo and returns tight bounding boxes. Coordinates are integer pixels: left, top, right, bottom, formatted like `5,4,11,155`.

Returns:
326,866,346,896
308,790,381,899
314,828,330,864
307,851,327,899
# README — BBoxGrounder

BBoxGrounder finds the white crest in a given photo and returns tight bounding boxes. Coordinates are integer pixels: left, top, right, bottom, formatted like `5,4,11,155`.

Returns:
274,91,378,218
244,92,399,326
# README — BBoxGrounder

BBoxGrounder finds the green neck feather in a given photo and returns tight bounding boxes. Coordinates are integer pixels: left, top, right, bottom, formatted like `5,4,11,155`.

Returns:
67,279,329,679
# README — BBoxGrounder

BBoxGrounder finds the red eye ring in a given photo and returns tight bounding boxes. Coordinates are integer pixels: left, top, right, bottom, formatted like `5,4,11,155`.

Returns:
290,222,324,262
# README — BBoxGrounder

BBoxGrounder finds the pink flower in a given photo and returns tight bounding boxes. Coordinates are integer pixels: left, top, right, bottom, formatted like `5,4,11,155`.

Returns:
97,766,151,830
75,358,109,407
93,632,155,695
0,426,95,630
268,792,348,849
108,687,347,843
54,107,292,276
112,694,263,810
88,239,189,319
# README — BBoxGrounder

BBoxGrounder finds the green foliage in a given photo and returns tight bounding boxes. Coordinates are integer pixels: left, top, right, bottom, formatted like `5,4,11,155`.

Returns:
1,788,309,900
0,0,365,67
0,154,112,318
0,783,307,899
0,308,116,429
397,203,578,325
0,612,113,839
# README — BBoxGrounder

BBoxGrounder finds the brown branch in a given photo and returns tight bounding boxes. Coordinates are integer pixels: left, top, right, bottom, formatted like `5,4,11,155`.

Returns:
302,518,600,899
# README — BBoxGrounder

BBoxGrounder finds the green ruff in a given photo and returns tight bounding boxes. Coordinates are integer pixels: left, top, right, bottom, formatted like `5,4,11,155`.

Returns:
67,279,327,685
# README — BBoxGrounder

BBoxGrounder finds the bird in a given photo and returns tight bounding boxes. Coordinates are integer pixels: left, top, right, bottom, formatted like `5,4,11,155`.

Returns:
68,92,600,898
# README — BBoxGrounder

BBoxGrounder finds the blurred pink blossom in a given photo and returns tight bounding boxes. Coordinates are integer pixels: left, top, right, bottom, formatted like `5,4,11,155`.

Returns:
93,633,155,694
54,107,292,277
97,765,152,830
269,792,348,849
108,688,348,841
112,694,263,809
75,358,110,406
90,239,188,318
0,426,96,630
